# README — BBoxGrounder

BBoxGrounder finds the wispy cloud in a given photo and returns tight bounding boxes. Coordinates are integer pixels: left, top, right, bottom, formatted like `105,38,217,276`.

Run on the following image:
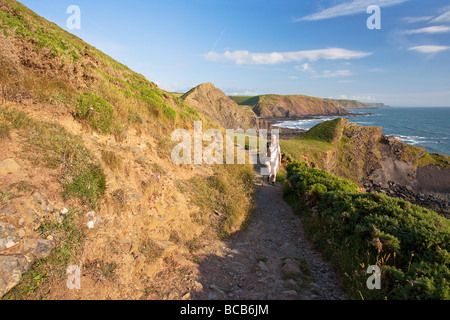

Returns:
295,63,314,72
312,69,354,78
402,16,434,24
408,45,450,54
295,0,410,22
204,48,372,65
429,9,450,24
404,25,450,35
211,27,228,52
295,63,354,79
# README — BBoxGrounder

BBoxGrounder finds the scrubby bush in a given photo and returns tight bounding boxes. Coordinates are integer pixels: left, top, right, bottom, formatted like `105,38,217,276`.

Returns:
285,161,450,300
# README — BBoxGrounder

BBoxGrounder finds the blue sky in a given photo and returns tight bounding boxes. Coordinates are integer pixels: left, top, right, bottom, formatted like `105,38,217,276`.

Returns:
18,0,450,107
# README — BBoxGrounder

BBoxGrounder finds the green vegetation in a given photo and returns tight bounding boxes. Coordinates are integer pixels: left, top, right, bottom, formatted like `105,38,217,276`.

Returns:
0,0,84,62
284,161,450,300
0,0,205,152
229,95,261,107
399,142,427,164
75,92,115,133
280,139,332,167
299,118,345,144
418,153,450,169
279,119,348,168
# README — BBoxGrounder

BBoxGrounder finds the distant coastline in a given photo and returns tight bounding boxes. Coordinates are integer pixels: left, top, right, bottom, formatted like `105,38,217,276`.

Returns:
271,107,450,157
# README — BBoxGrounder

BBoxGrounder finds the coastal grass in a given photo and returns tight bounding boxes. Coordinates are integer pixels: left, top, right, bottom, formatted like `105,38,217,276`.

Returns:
298,118,345,144
229,95,260,107
284,161,450,300
418,153,450,169
278,119,347,167
280,139,333,167
0,0,204,146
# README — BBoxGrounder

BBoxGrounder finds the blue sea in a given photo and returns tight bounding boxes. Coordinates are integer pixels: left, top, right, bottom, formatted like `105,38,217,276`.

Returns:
273,107,450,156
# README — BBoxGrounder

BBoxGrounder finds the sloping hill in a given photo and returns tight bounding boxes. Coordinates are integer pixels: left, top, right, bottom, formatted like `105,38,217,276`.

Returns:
0,0,257,300
231,94,348,118
182,83,265,130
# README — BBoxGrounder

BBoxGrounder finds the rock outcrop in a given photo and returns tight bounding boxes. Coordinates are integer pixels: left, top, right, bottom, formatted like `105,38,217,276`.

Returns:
182,83,268,130
0,192,68,297
249,95,348,118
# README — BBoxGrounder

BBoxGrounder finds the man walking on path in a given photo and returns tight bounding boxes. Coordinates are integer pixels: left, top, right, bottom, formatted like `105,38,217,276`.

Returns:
264,134,282,186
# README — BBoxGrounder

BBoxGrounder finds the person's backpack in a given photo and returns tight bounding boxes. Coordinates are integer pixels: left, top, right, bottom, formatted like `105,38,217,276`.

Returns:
266,142,272,158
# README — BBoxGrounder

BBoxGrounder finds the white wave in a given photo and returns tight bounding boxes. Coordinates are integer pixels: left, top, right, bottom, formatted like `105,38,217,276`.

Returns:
393,135,428,145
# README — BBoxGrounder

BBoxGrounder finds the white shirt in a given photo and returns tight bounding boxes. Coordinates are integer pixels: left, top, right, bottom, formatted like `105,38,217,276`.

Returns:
267,142,281,163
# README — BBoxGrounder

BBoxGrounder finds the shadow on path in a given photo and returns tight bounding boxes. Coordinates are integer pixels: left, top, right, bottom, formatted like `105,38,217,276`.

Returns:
191,161,345,300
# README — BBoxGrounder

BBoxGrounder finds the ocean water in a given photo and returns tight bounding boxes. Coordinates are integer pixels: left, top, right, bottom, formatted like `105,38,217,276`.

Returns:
273,107,450,156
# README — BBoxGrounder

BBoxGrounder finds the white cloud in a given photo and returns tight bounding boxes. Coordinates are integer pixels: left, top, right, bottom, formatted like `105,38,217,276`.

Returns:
408,45,450,54
429,10,450,24
404,26,450,34
295,64,354,79
295,0,410,21
313,69,354,78
227,90,261,96
402,16,434,24
204,48,372,65
295,63,314,72
352,95,377,102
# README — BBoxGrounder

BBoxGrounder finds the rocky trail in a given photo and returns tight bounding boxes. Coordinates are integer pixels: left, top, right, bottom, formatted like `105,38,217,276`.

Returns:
192,165,346,300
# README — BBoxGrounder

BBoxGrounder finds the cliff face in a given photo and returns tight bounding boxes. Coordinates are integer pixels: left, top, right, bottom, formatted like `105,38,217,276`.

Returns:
249,95,348,118
182,83,267,130
281,119,450,215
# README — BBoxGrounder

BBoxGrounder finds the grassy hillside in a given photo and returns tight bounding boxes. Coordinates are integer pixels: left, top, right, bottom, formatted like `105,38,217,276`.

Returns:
0,0,210,135
0,0,256,300
284,161,449,300
280,119,347,172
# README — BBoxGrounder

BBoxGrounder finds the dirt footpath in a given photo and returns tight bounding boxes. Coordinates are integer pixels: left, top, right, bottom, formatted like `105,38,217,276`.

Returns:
192,167,346,300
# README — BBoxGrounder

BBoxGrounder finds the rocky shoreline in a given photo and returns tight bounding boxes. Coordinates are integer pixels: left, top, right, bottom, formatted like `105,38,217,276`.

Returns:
364,180,450,218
